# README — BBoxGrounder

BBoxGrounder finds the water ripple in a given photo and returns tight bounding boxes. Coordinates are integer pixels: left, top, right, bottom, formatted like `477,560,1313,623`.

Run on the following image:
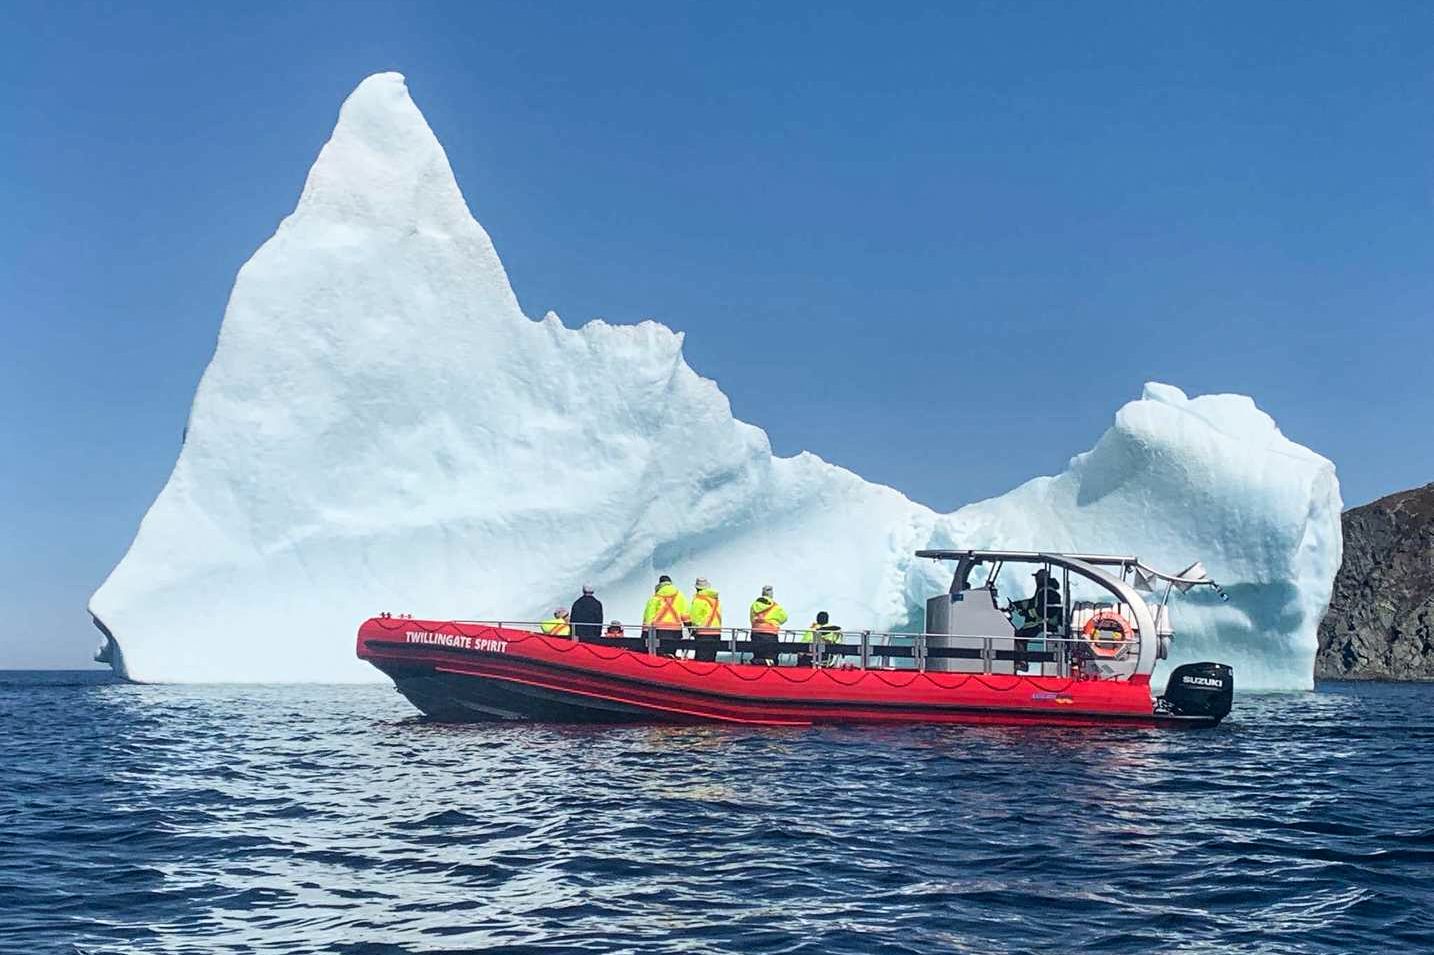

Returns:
2,674,1433,953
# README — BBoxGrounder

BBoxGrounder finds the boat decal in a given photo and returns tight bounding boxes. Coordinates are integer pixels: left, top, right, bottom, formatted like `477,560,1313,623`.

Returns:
404,630,508,653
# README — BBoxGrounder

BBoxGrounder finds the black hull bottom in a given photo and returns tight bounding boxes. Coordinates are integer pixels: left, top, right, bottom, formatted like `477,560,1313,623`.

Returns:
389,668,675,724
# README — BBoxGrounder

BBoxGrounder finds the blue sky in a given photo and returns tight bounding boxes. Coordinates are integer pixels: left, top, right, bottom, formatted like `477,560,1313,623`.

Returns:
3,2,1432,668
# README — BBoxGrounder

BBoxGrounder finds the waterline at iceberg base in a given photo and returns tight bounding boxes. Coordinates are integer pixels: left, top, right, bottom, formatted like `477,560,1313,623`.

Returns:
88,73,1342,688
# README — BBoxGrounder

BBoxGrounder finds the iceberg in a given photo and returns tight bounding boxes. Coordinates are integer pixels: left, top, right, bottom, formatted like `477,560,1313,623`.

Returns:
90,73,1342,688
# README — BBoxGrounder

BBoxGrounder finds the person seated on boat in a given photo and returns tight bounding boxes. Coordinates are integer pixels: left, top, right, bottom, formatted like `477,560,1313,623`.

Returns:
643,575,690,657
749,585,788,666
540,608,572,637
605,620,626,639
1007,569,1062,672
797,611,842,667
570,584,604,642
689,577,723,663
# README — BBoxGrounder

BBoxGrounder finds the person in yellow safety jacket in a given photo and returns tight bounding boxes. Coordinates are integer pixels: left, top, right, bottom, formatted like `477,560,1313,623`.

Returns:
797,610,842,667
748,585,787,666
643,575,690,657
690,577,722,663
540,608,572,637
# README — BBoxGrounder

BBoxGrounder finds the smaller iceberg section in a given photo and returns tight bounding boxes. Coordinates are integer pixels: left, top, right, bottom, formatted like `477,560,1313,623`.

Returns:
911,384,1342,690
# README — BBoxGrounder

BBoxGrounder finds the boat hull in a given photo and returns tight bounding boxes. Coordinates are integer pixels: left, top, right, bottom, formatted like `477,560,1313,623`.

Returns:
357,618,1221,728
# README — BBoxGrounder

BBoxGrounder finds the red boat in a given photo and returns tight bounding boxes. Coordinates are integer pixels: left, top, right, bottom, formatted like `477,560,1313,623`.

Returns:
356,550,1235,728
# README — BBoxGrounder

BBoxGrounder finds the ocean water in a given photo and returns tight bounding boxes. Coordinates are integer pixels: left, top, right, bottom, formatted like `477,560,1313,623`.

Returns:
3,673,1432,954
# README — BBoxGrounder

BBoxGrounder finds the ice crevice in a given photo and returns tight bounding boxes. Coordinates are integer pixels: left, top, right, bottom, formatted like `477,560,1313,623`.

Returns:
89,72,1342,687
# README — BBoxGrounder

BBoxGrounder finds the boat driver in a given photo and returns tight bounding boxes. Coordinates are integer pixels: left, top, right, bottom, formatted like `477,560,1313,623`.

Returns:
1008,569,1062,672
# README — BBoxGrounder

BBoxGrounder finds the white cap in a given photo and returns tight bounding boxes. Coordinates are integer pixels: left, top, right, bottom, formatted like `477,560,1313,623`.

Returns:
695,577,710,590
762,584,774,597
582,583,594,594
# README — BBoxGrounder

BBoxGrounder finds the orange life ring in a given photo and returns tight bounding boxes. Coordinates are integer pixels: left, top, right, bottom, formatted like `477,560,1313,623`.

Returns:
1082,611,1135,658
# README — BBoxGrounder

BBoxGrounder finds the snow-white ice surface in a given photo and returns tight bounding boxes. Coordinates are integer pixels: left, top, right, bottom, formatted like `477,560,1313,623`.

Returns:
90,73,1342,688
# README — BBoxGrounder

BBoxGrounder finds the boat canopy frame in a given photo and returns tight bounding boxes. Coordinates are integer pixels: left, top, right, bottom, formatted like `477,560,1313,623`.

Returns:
914,549,1221,677
918,549,1221,595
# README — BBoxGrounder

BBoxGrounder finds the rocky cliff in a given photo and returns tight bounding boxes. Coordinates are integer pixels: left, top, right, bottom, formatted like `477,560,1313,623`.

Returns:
1317,483,1434,680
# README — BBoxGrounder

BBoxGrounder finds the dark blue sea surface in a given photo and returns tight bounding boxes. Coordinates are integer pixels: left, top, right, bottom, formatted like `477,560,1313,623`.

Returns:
3,672,1432,954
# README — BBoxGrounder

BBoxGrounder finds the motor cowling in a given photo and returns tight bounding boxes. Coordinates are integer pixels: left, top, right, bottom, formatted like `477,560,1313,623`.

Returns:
1161,662,1233,721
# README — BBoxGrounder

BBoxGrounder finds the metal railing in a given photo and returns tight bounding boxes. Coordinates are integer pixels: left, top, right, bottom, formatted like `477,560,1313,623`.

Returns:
449,620,1135,676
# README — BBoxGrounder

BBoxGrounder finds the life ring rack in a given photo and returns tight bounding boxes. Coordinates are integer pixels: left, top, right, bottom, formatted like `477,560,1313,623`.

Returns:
1081,610,1135,658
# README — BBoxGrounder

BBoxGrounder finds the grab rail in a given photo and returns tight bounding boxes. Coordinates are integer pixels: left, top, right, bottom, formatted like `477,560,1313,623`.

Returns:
440,620,1127,677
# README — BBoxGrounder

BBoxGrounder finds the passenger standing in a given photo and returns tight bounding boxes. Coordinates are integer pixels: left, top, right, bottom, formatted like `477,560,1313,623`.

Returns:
540,608,572,637
689,577,723,662
748,585,787,666
643,575,690,657
570,584,604,642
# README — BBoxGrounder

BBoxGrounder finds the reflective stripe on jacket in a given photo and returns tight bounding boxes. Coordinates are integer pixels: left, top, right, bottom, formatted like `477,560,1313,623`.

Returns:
799,623,842,644
1012,582,1062,629
690,589,722,633
749,597,788,633
540,617,572,637
643,584,690,630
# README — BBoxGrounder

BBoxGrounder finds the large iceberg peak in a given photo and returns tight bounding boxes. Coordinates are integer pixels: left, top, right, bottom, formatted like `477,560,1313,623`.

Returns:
91,74,1341,688
294,72,472,232
257,70,523,343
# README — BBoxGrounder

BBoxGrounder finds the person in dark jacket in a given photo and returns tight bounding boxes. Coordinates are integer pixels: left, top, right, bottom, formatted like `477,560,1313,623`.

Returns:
570,584,604,642
1009,569,1062,672
1010,569,1062,636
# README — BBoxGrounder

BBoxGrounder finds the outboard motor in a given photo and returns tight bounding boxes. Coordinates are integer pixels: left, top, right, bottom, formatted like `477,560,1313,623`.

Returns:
1160,662,1233,722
